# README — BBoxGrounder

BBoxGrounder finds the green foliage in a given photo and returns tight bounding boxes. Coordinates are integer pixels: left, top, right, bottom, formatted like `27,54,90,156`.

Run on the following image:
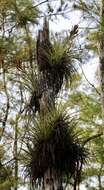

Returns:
67,87,104,188
15,2,39,27
48,40,68,65
0,179,15,190
73,0,99,18
0,145,5,160
85,31,100,54
21,66,38,94
46,38,74,85
0,33,36,70
70,74,82,89
69,91,101,123
0,0,39,27
94,137,104,162
0,1,103,190
37,28,79,97
23,106,88,185
0,146,14,190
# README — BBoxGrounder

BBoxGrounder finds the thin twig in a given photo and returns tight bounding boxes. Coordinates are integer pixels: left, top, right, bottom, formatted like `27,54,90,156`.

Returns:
32,0,49,8
79,62,100,95
3,158,15,166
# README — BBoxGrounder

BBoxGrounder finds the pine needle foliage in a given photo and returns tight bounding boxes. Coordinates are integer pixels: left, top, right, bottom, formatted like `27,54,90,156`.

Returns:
0,162,14,190
0,0,39,28
23,107,88,185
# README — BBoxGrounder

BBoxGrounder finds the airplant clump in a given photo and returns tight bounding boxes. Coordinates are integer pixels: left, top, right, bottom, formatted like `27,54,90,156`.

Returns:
21,21,79,115
24,108,88,186
22,19,88,190
37,19,77,96
43,41,75,95
21,66,46,114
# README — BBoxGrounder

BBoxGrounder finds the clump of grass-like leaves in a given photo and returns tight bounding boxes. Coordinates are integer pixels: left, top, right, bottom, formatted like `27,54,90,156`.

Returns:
24,107,88,185
37,23,78,95
20,66,44,114
39,39,75,95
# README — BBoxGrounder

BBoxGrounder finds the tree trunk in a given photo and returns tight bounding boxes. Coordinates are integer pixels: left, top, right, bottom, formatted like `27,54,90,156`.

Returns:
97,164,103,190
99,0,104,124
40,90,62,190
44,169,63,190
98,175,102,190
44,168,57,190
37,17,63,190
14,118,18,190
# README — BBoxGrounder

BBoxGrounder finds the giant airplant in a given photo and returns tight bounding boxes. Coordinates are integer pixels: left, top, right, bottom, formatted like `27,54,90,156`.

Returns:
23,107,88,189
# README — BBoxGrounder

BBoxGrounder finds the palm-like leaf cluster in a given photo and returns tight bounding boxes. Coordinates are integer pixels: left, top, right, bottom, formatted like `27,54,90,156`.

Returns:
21,67,45,114
37,21,78,97
45,41,75,95
24,108,88,184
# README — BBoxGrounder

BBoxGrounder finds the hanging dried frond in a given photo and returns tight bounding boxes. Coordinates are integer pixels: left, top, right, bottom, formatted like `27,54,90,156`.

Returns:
23,107,88,186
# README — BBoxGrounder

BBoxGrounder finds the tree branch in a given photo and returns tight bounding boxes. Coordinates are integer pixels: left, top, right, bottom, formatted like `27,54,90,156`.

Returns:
33,0,49,8
83,132,103,145
79,62,100,95
0,68,10,140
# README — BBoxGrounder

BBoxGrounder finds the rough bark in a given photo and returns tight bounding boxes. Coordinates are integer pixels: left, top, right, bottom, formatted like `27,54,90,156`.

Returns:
37,18,63,190
99,0,104,124
43,169,63,190
44,168,57,190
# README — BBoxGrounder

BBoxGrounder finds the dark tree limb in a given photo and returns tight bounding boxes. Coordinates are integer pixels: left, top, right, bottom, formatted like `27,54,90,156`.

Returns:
0,68,10,141
83,132,103,146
